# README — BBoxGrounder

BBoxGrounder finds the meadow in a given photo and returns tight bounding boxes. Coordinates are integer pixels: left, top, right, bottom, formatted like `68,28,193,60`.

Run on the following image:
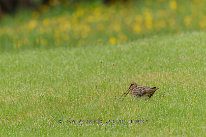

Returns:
0,0,206,136
1,0,206,51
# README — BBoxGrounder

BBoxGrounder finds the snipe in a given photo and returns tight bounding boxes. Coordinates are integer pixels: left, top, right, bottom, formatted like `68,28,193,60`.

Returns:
119,82,159,99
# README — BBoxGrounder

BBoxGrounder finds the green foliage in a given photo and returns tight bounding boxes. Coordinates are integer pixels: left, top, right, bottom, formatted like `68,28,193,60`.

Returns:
1,0,206,52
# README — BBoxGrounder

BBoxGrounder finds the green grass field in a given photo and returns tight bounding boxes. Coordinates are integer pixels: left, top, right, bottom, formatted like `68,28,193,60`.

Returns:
1,0,206,136
1,31,206,136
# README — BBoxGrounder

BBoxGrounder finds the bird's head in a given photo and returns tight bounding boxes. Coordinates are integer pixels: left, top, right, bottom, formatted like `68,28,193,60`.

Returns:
119,82,138,99
128,82,138,90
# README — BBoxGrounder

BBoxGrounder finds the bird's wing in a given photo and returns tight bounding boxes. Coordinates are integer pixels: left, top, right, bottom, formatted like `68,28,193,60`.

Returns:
144,86,158,97
145,86,157,93
132,86,147,96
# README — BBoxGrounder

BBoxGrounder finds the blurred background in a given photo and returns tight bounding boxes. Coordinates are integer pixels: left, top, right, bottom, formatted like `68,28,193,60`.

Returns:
0,0,205,51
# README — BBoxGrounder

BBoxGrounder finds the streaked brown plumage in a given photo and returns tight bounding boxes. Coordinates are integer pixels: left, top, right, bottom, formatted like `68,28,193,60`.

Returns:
119,82,159,99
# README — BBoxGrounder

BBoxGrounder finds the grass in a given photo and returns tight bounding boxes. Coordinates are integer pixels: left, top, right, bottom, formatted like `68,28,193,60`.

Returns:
0,32,206,136
0,0,206,136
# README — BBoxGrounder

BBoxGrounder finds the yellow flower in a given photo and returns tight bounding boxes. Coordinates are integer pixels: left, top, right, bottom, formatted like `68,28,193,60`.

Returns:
59,22,71,32
144,11,153,30
82,25,91,33
192,0,200,4
54,30,60,39
133,24,142,34
27,20,38,30
76,8,84,17
109,37,116,45
42,18,50,26
94,8,101,17
71,17,78,25
184,16,191,26
170,0,177,10
199,16,206,28
87,16,94,23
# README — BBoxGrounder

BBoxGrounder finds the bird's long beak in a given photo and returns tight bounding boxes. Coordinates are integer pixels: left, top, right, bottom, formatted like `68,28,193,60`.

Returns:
119,89,130,99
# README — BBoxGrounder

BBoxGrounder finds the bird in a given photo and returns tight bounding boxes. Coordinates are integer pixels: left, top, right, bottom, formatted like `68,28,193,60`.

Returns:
119,82,159,99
